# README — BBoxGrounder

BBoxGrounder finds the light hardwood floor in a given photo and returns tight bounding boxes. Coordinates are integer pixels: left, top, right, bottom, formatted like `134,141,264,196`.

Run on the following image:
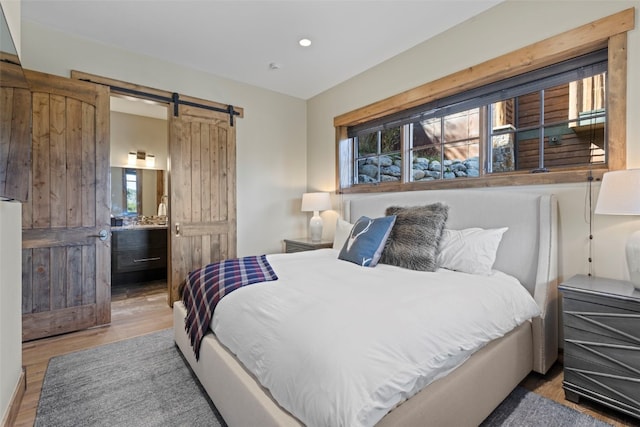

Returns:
15,282,172,427
15,282,639,427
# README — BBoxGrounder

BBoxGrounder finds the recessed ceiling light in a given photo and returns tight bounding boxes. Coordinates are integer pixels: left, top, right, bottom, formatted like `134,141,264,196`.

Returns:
299,38,312,47
269,62,281,70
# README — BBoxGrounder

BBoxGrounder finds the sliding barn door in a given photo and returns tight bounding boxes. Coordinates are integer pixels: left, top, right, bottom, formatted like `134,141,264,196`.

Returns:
21,70,110,341
0,57,30,202
168,105,236,305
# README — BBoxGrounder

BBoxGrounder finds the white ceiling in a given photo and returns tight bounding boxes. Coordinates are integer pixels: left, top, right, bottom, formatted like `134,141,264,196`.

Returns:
22,0,503,101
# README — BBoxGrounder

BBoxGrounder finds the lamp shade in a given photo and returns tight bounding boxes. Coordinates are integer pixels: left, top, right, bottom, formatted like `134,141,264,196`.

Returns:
595,168,640,290
301,192,331,212
595,169,640,215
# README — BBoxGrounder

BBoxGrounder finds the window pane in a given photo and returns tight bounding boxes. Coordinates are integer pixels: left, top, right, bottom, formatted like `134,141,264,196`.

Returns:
517,91,541,128
510,73,607,171
411,119,441,182
589,126,606,164
355,129,401,184
379,155,401,182
492,99,516,129
411,111,480,181
544,121,606,167
491,130,515,173
339,138,354,189
356,154,401,184
125,171,138,214
411,147,441,181
441,109,480,179
443,141,480,179
565,73,607,166
443,109,479,143
356,158,378,184
417,118,441,146
544,82,571,124
381,127,401,153
515,129,540,171
357,132,378,156
542,124,582,168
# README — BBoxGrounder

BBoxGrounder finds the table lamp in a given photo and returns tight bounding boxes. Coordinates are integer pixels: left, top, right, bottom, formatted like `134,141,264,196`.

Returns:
594,169,640,290
301,192,331,242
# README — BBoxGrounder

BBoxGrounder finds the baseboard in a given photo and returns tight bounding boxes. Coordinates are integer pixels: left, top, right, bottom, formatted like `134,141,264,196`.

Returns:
1,367,26,427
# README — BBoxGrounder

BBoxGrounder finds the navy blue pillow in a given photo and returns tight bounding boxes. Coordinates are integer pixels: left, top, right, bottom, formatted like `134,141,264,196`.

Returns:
338,215,396,267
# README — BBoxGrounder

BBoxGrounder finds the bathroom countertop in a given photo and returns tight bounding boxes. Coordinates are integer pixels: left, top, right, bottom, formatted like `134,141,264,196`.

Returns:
111,224,168,231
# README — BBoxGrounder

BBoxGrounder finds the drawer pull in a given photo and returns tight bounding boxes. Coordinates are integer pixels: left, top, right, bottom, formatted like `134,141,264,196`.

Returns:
133,257,161,263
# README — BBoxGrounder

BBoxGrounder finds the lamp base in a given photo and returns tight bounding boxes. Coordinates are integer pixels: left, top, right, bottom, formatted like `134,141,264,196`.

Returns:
309,211,323,243
626,230,640,291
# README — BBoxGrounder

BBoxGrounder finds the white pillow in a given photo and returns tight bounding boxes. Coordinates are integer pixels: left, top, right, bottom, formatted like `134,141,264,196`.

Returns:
333,218,353,249
437,227,508,275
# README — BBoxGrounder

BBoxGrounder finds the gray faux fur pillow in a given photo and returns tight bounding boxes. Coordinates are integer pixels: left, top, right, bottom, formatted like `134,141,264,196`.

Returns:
379,203,449,272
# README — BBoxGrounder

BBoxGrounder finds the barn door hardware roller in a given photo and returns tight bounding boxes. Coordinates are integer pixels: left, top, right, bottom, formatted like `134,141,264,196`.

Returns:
171,92,239,126
79,78,239,126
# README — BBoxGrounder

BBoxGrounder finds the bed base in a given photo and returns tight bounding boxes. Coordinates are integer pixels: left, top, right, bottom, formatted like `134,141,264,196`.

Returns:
174,189,558,426
174,301,532,427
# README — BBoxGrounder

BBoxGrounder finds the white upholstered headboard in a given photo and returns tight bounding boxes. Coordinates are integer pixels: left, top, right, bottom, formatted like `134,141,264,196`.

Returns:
345,188,558,373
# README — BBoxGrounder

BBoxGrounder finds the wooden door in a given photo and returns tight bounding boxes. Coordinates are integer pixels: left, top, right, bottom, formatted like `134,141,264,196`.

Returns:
21,70,110,341
0,55,31,202
168,105,236,305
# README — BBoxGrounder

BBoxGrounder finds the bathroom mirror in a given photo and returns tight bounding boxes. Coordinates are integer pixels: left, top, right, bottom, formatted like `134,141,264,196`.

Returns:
111,167,165,217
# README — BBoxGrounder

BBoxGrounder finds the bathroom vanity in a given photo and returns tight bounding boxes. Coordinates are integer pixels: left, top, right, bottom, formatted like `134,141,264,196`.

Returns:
111,225,167,285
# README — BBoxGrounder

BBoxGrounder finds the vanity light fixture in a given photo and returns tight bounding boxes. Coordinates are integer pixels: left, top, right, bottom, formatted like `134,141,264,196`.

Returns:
128,150,155,168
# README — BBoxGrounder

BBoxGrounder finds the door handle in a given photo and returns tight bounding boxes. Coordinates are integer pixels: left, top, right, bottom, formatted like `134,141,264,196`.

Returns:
175,223,180,236
90,229,108,241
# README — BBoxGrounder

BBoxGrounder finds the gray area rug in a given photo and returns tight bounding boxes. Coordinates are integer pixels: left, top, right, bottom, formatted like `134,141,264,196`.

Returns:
481,386,611,427
36,329,611,427
35,329,224,427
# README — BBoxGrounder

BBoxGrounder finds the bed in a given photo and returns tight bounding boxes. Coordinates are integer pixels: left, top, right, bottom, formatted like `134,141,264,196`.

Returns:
173,188,558,427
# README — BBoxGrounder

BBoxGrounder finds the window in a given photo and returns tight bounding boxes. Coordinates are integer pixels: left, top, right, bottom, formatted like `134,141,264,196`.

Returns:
345,51,608,187
122,168,142,215
335,9,631,193
356,127,402,183
409,109,480,181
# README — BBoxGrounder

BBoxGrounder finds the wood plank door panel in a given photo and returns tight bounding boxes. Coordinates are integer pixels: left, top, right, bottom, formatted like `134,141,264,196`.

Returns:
0,57,31,202
21,69,110,341
168,105,236,305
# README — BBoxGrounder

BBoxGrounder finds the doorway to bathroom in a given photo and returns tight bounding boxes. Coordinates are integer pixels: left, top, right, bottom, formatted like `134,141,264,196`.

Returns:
109,95,169,301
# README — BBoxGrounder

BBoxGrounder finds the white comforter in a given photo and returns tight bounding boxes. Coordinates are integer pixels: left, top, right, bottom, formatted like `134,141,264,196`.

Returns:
212,249,540,427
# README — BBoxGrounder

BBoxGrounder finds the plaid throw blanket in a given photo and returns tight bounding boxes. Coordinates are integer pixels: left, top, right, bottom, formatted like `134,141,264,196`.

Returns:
182,255,278,359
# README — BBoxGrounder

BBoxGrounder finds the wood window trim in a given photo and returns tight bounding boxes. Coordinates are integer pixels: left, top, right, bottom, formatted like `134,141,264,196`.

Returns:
335,8,634,194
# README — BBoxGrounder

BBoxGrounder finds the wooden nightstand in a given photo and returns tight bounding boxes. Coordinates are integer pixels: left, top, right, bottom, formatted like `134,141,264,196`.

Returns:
558,275,640,421
284,238,332,253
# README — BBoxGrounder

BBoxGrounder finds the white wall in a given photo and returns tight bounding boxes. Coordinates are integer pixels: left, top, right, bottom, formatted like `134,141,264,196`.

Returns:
307,0,640,283
110,111,168,170
0,0,21,56
0,201,22,424
21,20,308,256
17,1,640,274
